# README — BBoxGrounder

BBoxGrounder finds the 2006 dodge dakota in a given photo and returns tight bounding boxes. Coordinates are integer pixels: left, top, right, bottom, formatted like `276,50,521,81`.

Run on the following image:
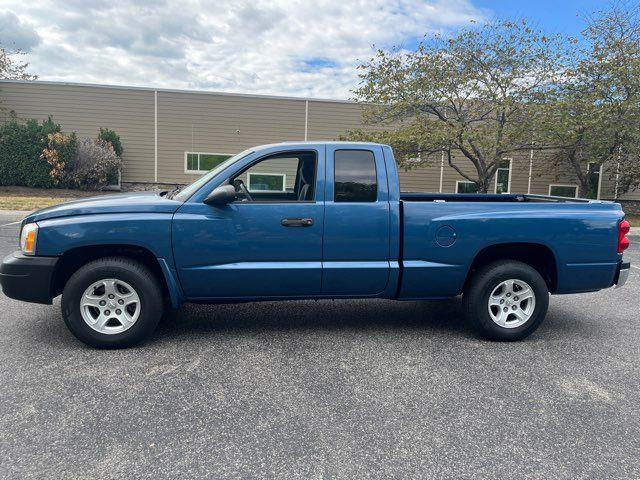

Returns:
0,142,632,348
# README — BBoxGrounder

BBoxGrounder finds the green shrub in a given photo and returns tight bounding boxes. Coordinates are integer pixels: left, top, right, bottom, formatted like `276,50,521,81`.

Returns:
0,117,62,187
0,119,122,190
98,127,123,157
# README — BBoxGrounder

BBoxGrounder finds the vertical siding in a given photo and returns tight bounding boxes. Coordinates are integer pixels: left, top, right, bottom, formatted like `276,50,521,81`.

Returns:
156,91,306,184
0,82,155,182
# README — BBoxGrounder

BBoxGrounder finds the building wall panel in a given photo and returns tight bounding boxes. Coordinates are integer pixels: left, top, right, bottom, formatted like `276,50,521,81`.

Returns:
157,91,306,184
0,82,155,182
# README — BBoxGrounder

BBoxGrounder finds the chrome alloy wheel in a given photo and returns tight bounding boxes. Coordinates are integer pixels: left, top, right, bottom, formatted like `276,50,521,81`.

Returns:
80,279,141,334
487,279,536,328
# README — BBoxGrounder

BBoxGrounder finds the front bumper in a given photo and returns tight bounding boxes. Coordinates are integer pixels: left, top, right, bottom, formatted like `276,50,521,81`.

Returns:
0,252,58,304
614,261,630,288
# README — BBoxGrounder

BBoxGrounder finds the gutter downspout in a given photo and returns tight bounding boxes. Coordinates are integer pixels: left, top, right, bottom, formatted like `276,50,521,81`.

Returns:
527,144,534,194
154,90,158,183
304,100,309,141
439,151,445,193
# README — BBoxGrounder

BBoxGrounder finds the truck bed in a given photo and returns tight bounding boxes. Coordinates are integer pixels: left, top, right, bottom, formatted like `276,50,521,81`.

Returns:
397,193,623,300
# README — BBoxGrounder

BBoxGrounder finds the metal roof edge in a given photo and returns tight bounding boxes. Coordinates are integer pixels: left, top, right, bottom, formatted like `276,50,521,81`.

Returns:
0,79,357,104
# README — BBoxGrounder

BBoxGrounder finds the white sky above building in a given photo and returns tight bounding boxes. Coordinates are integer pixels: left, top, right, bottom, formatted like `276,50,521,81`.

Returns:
0,0,486,99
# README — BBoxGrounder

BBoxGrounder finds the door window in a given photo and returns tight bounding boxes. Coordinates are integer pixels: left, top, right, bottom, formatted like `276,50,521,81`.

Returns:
334,150,377,202
232,151,317,202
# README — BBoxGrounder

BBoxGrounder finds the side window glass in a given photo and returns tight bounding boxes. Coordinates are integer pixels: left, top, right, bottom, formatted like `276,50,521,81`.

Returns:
334,150,377,202
232,151,317,202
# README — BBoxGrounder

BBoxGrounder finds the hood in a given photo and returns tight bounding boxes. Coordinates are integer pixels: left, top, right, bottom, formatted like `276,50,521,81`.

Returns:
24,190,183,223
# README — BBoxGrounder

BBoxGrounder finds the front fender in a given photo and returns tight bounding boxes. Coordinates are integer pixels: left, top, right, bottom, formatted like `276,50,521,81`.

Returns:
35,213,174,262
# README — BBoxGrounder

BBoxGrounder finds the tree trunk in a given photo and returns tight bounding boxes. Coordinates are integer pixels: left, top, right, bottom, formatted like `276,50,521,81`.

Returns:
476,178,490,193
577,181,589,198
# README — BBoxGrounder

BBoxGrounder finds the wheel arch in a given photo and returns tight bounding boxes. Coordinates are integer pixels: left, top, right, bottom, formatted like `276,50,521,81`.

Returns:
464,242,558,293
52,244,180,306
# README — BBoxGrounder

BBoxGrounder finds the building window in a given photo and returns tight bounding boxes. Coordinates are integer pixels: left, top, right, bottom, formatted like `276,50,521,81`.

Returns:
549,184,578,198
587,162,602,199
456,181,478,193
334,150,378,202
185,152,233,173
495,159,512,194
247,172,286,192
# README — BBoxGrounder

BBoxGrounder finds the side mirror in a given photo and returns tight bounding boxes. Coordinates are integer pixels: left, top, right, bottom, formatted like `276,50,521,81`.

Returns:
203,184,237,206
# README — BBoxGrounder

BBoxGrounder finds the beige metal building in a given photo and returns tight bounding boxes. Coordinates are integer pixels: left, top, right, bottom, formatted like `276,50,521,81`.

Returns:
0,80,637,201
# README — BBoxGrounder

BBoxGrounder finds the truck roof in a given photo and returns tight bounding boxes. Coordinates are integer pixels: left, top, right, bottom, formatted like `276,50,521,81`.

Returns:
251,141,390,152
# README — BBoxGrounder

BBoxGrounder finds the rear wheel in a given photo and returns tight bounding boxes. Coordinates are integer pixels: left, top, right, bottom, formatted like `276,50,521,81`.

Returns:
61,257,163,348
463,260,549,341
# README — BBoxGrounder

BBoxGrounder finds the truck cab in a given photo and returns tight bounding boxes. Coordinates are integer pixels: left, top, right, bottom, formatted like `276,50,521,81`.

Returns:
171,142,398,299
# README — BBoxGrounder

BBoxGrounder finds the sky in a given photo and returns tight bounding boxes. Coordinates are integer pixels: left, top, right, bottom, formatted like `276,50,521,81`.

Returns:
0,0,611,100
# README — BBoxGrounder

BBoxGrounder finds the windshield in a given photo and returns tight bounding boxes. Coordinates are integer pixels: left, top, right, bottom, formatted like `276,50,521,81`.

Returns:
172,149,253,202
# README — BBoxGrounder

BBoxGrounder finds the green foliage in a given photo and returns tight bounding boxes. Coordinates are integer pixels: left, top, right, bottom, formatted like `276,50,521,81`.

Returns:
0,117,122,190
0,117,61,187
98,127,123,157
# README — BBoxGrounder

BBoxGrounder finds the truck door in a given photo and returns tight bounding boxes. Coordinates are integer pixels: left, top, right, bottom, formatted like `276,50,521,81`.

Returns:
172,148,325,299
322,145,391,295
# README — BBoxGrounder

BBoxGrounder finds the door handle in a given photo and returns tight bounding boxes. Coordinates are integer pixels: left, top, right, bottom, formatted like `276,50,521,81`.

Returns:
281,217,314,227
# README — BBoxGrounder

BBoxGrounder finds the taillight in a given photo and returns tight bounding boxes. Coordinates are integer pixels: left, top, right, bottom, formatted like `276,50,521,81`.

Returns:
618,220,630,253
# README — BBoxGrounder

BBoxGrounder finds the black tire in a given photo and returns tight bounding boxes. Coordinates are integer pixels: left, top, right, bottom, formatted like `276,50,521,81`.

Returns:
61,257,163,348
463,260,549,341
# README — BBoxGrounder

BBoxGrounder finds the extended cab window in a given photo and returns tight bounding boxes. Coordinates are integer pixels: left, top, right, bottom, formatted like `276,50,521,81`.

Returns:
232,151,317,202
334,150,377,202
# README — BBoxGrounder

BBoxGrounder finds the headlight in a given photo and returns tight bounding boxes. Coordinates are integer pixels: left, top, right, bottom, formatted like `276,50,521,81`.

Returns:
20,223,38,255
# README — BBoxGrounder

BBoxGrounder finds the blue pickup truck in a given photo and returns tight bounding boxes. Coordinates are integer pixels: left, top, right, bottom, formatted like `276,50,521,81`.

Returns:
0,142,632,348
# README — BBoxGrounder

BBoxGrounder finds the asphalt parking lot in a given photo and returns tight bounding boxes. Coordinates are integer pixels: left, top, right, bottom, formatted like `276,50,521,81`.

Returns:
0,214,639,479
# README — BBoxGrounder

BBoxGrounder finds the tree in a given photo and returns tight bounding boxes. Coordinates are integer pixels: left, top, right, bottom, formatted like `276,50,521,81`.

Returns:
346,20,565,192
0,46,36,80
1,44,37,115
542,2,640,198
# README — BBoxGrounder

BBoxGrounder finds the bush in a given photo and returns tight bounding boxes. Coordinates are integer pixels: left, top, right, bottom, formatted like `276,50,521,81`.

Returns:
41,131,77,185
98,128,123,157
0,118,123,190
0,117,61,187
65,137,122,190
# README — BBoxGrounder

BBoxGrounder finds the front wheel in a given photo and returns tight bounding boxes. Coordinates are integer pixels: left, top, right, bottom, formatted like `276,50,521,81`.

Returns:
463,260,549,341
61,257,163,348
